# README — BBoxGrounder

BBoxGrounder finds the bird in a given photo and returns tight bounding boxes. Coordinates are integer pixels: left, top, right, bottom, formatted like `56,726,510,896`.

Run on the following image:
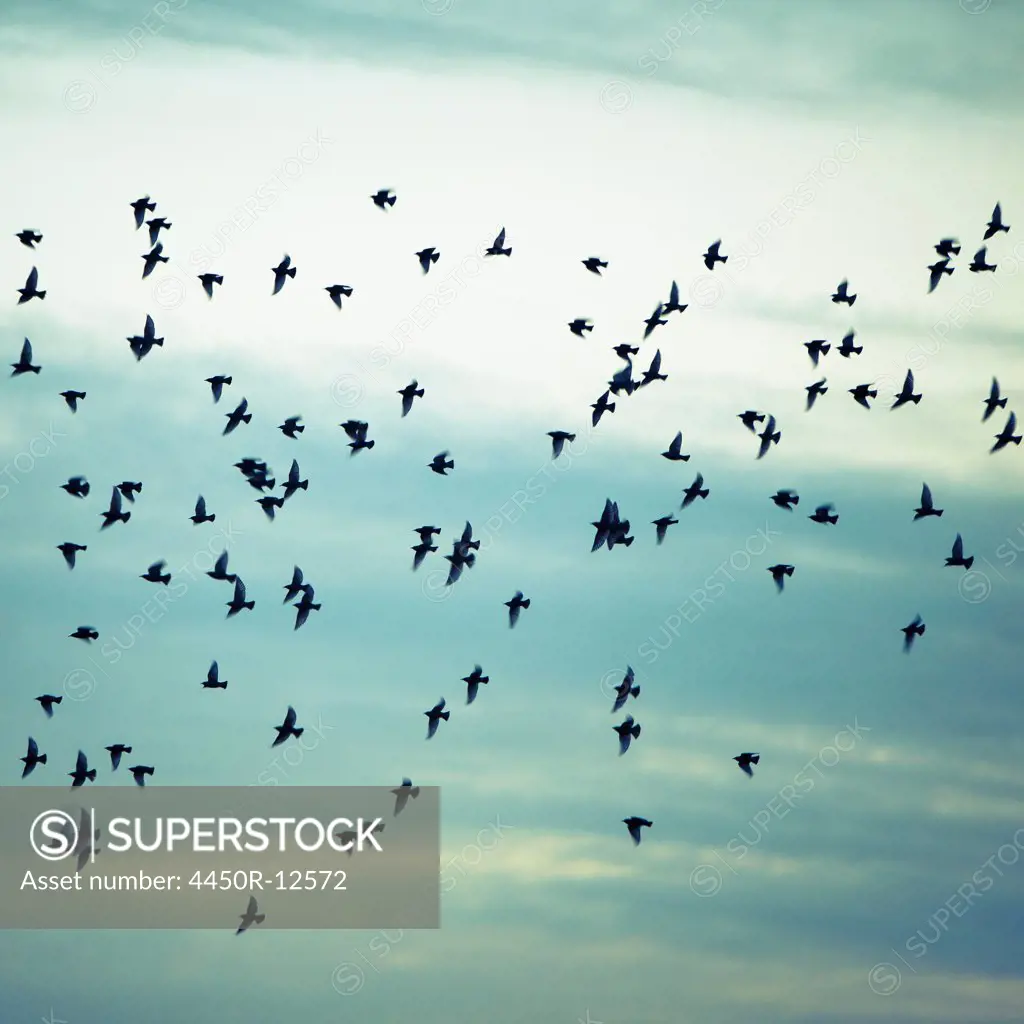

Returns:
927,258,954,293
984,202,1010,240
206,375,232,402
902,615,926,652
392,779,420,815
805,378,828,410
17,266,45,303
140,243,168,278
277,415,304,439
11,338,40,376
463,665,489,705
207,551,236,583
505,591,530,628
703,240,727,270
105,744,132,771
681,473,709,509
281,567,305,605
849,383,877,409
198,273,223,298
945,533,974,571
734,752,760,777
16,229,42,248
808,503,838,525
591,499,620,552
130,196,156,228
128,764,154,787
428,451,454,475
257,495,285,521
127,314,163,362
69,626,98,641
412,540,437,571
190,495,215,525
57,542,87,569
831,279,856,305
622,816,653,846
837,330,862,358
767,564,794,592
202,661,227,690
935,238,960,257
325,284,353,309
613,343,639,360
224,398,252,435
36,695,62,718
614,715,641,755
969,247,996,273
738,410,765,433
642,303,667,339
61,476,90,498
371,188,396,209
415,247,439,274
983,378,1007,422
237,896,266,935
485,228,511,256
226,577,255,616
639,349,667,387
568,318,593,337
611,667,640,713
591,390,615,426
271,706,303,747
119,481,143,505
756,415,781,459
21,737,46,777
140,560,170,585
891,370,922,409
548,430,576,459
663,280,687,314
335,823,385,856
804,339,829,366
652,515,678,545
60,390,86,411
398,381,425,417
771,489,799,511
271,255,296,294
281,459,308,501
69,750,97,787
582,257,607,275
100,488,131,529
991,411,1021,453
608,360,634,397
294,584,321,630
341,419,375,454
425,699,449,739
913,483,943,520
146,217,171,246
662,431,690,461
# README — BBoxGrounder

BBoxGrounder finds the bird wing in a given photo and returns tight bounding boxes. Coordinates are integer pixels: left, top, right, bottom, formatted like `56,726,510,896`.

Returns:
109,487,122,513
195,495,206,516
20,338,32,362
952,534,963,559
234,577,247,602
921,483,932,508
494,228,505,247
1007,411,1018,434
76,750,87,773
26,267,38,289
284,706,297,729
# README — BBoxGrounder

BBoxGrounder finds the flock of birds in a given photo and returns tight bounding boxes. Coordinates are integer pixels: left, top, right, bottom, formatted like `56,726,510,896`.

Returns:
8,190,1021,867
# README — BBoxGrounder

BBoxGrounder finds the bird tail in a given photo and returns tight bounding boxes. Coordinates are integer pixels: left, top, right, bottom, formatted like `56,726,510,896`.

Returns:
1012,436,1023,446
792,496,800,505
299,480,309,490
242,413,252,424
630,686,640,698
720,255,728,263
293,727,304,738
440,711,450,721
750,755,760,764
522,599,531,608
38,754,47,765
919,625,926,635
386,196,395,206
583,324,593,332
912,395,922,404
366,440,375,449
286,267,296,278
622,537,634,546
38,290,46,299
964,556,974,570
631,725,641,738
828,515,838,524
244,600,254,610
122,512,132,523
254,913,266,924
935,509,943,516
415,389,424,398
699,488,709,498
784,566,793,576
86,769,97,781
31,366,41,374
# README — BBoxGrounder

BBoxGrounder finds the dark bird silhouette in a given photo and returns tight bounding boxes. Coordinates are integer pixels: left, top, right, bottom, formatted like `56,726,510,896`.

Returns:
639,349,667,387
969,247,996,273
663,280,687,314
191,495,215,524
140,560,170,585
805,378,828,410
992,411,1021,453
902,615,926,652
485,228,511,256
237,896,266,934
371,189,396,209
341,419,374,454
17,266,45,303
927,258,954,293
128,314,163,362
271,255,296,294
69,750,97,788
428,451,454,475
271,706,303,747
21,737,46,777
767,564,794,592
226,577,255,616
984,202,1010,240
703,240,727,270
831,279,856,305
548,430,576,459
771,489,799,511
849,383,877,409
416,247,439,274
804,339,829,366
11,338,40,375
130,196,156,228
608,359,634,397
199,273,223,298
399,381,424,417
568,318,593,337
412,541,437,571
734,752,760,777
279,416,304,439
463,665,489,705
623,816,653,846
809,503,838,525
935,238,960,257
892,370,922,409
945,533,974,571
591,390,615,426
837,330,862,358
505,591,530,628
36,695,62,718
16,229,42,248
614,715,641,755
206,375,232,402
128,764,154,787
757,415,781,459
643,303,667,339
203,661,227,690
105,744,132,771
613,343,639,360
118,481,142,503
61,476,89,499
983,377,1006,422
611,667,640,713
325,284,353,309
100,488,131,529
140,243,168,278
283,566,304,604
662,431,689,461
335,823,385,856
257,495,285,520
281,459,308,501
681,473,709,509
456,522,480,558
206,551,236,583
425,698,449,740
70,626,98,641
57,542,86,569
60,390,86,411
582,257,607,275
146,217,171,246
392,778,420,815
224,398,251,435
738,410,764,433
913,483,943,520
294,584,321,630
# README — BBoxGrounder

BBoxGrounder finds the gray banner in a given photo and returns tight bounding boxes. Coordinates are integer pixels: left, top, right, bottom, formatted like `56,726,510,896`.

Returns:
0,786,439,930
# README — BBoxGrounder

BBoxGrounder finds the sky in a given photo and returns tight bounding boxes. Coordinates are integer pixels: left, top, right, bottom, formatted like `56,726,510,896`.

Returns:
1,0,1023,1021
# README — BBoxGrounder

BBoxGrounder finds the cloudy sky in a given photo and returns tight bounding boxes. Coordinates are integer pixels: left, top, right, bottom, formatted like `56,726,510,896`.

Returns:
1,0,1024,1021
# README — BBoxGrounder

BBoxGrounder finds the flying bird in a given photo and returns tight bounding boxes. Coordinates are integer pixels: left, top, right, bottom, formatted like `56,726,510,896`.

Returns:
982,378,1006,422
591,390,615,426
203,661,227,690
913,483,943,520
927,258,954,293
611,667,640,713
16,229,42,248
11,338,40,375
935,238,960,257
279,416,304,439
60,390,86,411
146,217,171,246
127,314,163,362
681,473,709,508
485,228,511,256
805,339,830,366
756,415,781,459
36,695,62,718
294,584,321,630
271,255,296,294
17,266,45,303
703,240,727,270
271,706,303,747
100,488,131,529
582,257,607,275
969,247,996,273
257,495,285,521
398,381,424,417
771,489,799,511
206,551,236,583
662,432,690,462
140,243,168,278
548,430,576,459
237,896,266,935
130,196,156,228
734,752,760,777
991,411,1021,453
69,750,97,788
206,375,232,402
984,202,1010,240
190,495,215,524
568,318,593,337
21,737,46,777
198,273,223,298
767,564,794,592
226,577,255,617
837,330,862,358
663,280,687,314
945,533,974,571
613,343,639,360
415,247,439,274
639,349,667,387
325,284,353,309
428,451,454,475
831,279,856,305
463,665,489,705
808,503,838,525
614,715,641,755
281,459,308,501
105,744,132,771
69,626,98,641
127,765,154,787
902,615,926,652
505,591,530,628
140,560,171,585
223,398,252,435
805,378,828,410
392,779,420,815
738,410,764,432
643,303,667,339
424,699,449,740
371,189,396,209
341,419,375,454
849,383,877,409
57,542,86,569
283,566,305,604
622,816,653,846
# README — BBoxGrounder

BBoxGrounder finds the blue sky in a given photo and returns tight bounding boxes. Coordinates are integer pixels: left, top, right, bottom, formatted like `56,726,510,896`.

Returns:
1,0,1024,1021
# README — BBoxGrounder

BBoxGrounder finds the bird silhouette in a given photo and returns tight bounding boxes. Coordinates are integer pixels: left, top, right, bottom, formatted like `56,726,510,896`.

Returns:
17,266,45,303
913,483,943,520
21,737,46,777
902,615,926,652
984,202,1010,240
271,706,303,747
945,533,974,571
734,752,760,777
485,228,511,256
271,255,297,294
424,699,449,739
623,816,653,846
